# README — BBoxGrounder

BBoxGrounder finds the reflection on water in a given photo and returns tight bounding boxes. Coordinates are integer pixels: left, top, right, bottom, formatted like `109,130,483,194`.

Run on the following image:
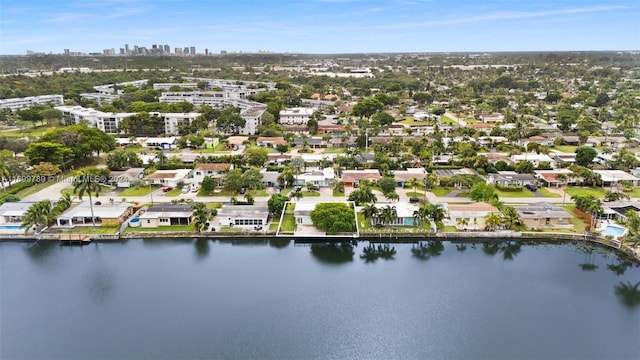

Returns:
310,242,355,264
614,281,640,308
25,241,57,263
194,238,210,260
268,238,290,249
411,241,445,260
360,243,396,263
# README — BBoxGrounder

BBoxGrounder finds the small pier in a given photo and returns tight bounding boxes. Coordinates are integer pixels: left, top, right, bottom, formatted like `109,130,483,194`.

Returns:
58,235,92,245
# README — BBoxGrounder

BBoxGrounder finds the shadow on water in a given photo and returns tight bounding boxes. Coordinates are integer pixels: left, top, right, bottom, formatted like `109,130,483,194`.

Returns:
481,241,522,260
310,242,355,264
217,238,268,246
194,238,210,260
360,243,396,263
142,238,194,246
411,241,444,260
268,238,290,249
614,281,640,308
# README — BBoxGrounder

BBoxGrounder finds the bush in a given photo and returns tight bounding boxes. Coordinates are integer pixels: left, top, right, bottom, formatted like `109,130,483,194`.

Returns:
7,180,36,195
0,194,20,204
495,183,524,192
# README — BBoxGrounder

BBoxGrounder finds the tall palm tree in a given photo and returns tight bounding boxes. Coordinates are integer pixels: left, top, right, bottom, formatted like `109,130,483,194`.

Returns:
426,204,446,226
290,156,305,186
53,193,73,217
73,170,102,227
361,203,379,224
587,198,604,231
20,200,54,234
501,206,523,230
406,177,419,195
412,206,428,227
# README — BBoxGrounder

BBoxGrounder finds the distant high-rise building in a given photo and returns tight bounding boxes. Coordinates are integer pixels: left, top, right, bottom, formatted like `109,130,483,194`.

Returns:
220,50,227,55
190,46,196,55
164,45,170,54
205,48,209,56
119,48,125,55
125,44,129,53
64,49,70,56
183,47,189,55
175,47,183,55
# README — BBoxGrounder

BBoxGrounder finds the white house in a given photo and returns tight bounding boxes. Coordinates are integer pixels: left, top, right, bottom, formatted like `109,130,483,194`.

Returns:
191,163,233,185
510,153,555,167
217,205,269,228
144,169,192,187
279,107,314,125
0,95,64,110
445,202,499,231
138,204,193,227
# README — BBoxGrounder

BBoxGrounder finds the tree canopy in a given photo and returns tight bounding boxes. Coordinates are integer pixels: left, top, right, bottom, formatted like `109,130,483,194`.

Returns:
309,202,356,235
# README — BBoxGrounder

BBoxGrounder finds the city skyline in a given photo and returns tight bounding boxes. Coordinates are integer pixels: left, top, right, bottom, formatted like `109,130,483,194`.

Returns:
1,0,639,55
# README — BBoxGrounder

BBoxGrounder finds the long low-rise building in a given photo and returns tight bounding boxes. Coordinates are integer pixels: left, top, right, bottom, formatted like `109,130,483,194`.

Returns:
0,94,64,110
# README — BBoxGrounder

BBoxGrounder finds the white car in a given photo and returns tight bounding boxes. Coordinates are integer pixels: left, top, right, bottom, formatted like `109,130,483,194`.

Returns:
191,185,200,193
181,185,190,194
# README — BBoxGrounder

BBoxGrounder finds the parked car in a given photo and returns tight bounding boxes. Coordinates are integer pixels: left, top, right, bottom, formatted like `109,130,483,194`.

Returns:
525,184,538,192
309,185,320,191
409,197,421,203
191,185,200,193
293,186,302,192
181,185,190,194
162,186,173,192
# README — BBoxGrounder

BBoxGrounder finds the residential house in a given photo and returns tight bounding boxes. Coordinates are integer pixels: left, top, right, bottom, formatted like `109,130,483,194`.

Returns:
145,169,192,187
294,168,335,187
256,137,287,148
487,171,538,187
592,170,640,187
56,201,134,227
552,151,577,165
217,205,269,228
341,170,381,187
294,202,316,225
534,169,576,187
260,170,280,187
369,203,419,226
138,204,193,227
514,202,573,230
109,168,145,188
393,168,427,187
0,201,35,225
602,200,640,219
445,202,499,231
294,136,324,148
191,163,233,186
144,137,179,150
510,153,555,167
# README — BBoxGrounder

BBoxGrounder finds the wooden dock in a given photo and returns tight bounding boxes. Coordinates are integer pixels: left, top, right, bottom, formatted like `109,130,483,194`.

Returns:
58,235,92,245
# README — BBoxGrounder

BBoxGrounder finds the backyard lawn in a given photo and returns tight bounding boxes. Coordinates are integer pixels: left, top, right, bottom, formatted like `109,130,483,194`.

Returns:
396,117,430,126
119,185,157,197
430,187,453,197
495,188,534,198
59,226,120,234
537,188,562,198
553,145,578,153
123,223,196,233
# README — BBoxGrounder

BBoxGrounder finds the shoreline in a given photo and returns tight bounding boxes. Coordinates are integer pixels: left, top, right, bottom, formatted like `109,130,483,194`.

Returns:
3,230,639,264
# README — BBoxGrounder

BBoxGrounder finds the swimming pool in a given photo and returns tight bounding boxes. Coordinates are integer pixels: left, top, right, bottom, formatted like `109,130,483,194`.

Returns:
601,224,626,237
0,224,23,230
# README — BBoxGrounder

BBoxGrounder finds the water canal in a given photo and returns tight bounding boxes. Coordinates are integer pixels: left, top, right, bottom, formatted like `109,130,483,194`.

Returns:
1,239,639,359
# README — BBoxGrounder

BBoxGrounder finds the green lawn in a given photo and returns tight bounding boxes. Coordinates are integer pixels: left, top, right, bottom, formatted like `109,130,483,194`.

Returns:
322,147,348,154
439,114,457,125
406,191,427,199
119,185,157,197
123,223,196,233
247,189,269,197
164,188,182,197
564,187,607,198
431,187,453,197
14,181,55,198
0,125,50,137
62,185,113,197
197,188,236,197
561,205,587,233
443,225,458,232
495,188,534,198
281,213,296,232
206,202,222,210
456,192,470,197
269,221,280,231
553,145,578,153
537,188,562,198
59,226,120,234
396,117,430,126
192,143,231,153
623,187,640,198
357,212,371,231
333,188,345,197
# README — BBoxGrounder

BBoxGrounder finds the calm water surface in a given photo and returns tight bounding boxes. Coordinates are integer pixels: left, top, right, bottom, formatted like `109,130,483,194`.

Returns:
1,239,639,359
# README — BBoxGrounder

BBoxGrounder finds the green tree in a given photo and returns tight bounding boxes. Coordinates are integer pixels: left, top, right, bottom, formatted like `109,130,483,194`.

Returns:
575,146,597,167
24,142,73,166
501,206,523,230
244,146,269,167
278,168,295,188
267,193,289,216
348,185,377,206
191,202,210,232
20,200,54,233
217,106,246,134
352,98,384,119
484,212,503,231
241,167,264,190
309,202,356,234
73,169,103,227
223,169,244,192
469,182,498,203
201,176,217,194
377,176,397,194
379,205,398,226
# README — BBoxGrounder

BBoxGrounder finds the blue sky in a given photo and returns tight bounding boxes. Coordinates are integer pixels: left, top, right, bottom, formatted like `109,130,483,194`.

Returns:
1,0,638,55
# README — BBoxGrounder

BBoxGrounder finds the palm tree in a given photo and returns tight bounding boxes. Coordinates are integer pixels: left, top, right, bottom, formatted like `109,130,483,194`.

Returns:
53,193,73,216
422,173,437,198
501,206,523,230
380,205,397,226
412,206,429,227
0,162,9,192
457,217,469,231
586,198,604,231
384,191,399,202
20,200,54,234
484,212,502,231
73,170,102,227
290,156,305,186
361,203,379,224
426,204,446,228
406,177,419,194
191,202,210,232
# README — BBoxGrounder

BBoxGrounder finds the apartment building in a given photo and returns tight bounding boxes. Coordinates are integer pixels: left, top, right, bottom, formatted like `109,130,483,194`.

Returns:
0,95,64,110
279,107,314,125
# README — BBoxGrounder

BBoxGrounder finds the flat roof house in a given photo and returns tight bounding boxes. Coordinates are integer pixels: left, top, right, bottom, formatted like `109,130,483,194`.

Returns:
56,201,134,227
109,168,145,188
0,201,36,224
514,202,573,230
342,170,381,187
217,205,269,228
487,171,538,187
369,203,419,227
445,202,499,231
138,204,193,227
191,163,233,186
145,169,192,187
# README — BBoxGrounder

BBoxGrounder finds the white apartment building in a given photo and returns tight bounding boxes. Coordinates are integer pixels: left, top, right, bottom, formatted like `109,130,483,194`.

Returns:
56,106,135,134
152,83,199,91
149,112,200,134
0,95,64,110
279,107,314,125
